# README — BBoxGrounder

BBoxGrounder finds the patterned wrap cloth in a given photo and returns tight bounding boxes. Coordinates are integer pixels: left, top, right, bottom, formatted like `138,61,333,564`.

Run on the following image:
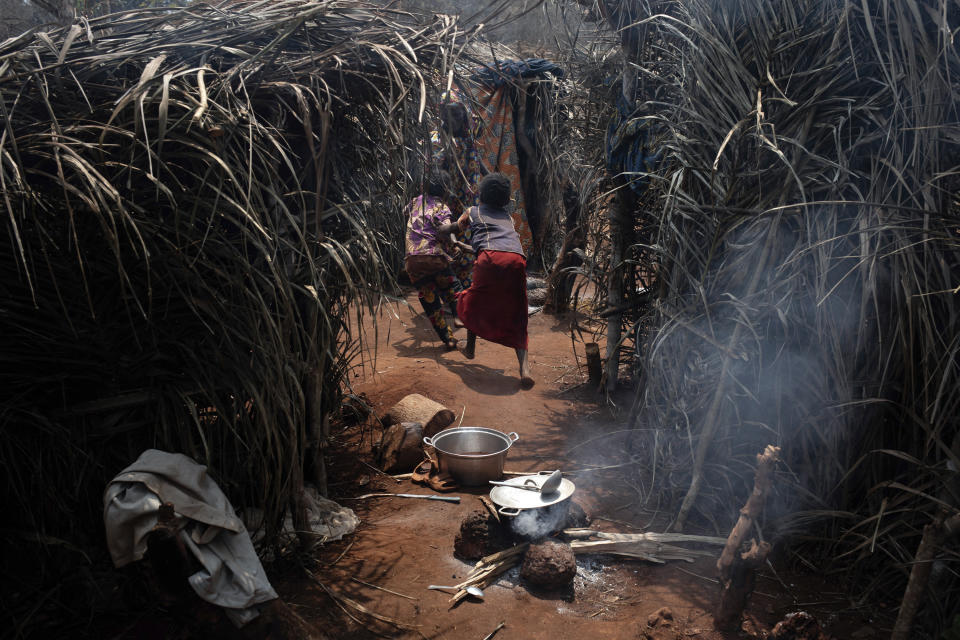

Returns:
472,84,533,255
404,195,454,259
403,195,462,345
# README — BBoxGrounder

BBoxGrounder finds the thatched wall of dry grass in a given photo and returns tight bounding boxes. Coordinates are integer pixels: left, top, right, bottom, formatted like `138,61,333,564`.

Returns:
582,0,960,634
0,1,465,632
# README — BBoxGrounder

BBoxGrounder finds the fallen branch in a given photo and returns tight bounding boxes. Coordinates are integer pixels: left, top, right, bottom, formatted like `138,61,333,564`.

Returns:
566,530,726,564
480,496,502,523
563,530,727,545
392,469,532,480
569,539,716,563
350,577,418,601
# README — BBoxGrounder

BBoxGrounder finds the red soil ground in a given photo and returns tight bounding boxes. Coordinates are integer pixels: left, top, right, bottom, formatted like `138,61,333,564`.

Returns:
281,290,886,640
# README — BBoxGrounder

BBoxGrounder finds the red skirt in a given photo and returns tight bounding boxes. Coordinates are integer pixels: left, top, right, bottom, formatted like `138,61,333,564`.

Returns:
456,250,528,350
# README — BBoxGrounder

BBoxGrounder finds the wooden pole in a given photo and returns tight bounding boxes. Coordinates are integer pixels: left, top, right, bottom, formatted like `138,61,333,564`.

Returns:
714,445,780,631
544,183,584,315
605,178,636,393
891,511,960,640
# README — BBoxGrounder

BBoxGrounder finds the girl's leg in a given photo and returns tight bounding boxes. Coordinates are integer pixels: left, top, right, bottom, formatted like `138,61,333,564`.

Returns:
462,330,476,359
417,277,457,348
435,267,464,328
516,348,534,389
454,227,475,289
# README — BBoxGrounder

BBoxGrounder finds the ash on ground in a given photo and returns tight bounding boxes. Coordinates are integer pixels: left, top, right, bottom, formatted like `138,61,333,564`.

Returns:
573,556,614,591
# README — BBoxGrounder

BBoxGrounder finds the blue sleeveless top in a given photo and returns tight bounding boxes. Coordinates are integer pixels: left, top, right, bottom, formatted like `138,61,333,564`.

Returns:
467,204,525,257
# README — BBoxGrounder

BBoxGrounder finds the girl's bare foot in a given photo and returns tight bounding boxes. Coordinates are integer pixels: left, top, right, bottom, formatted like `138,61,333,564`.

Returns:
517,349,534,389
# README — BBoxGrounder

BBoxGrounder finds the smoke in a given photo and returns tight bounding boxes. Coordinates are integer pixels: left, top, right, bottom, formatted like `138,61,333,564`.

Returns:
510,505,568,540
636,211,877,531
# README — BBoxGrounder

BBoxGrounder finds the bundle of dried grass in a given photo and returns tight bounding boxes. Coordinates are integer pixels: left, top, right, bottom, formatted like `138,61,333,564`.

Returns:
0,1,466,633
582,0,960,634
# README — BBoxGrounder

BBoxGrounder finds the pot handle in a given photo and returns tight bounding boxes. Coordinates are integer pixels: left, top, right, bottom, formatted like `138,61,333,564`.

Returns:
498,506,521,517
422,436,434,447
507,432,519,442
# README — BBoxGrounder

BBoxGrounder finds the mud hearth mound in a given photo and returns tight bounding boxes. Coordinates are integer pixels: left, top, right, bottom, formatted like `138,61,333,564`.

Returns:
770,612,831,640
454,511,509,561
520,539,576,588
564,501,590,528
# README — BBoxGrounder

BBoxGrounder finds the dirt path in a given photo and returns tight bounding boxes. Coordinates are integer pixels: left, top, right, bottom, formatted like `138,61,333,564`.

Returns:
282,291,873,639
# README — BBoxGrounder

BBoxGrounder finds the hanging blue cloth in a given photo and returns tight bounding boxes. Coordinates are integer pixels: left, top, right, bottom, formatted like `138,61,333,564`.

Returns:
471,58,563,88
606,93,664,194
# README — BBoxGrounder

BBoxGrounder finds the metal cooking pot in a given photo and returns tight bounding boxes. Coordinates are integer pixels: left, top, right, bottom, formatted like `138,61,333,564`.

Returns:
488,473,576,541
423,426,519,486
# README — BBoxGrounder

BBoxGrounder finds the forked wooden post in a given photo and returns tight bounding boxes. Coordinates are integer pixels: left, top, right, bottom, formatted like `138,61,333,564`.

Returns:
714,445,780,631
891,511,960,640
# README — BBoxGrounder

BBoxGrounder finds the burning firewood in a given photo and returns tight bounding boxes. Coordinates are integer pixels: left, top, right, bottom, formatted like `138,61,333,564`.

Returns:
447,544,530,604
444,529,729,605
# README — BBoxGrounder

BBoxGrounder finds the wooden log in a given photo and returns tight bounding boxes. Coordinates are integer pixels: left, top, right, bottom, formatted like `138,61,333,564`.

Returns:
714,445,780,631
378,422,424,473
382,393,455,438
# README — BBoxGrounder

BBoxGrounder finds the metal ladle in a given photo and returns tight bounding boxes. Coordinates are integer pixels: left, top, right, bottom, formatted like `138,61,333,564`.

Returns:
427,585,484,598
488,469,562,494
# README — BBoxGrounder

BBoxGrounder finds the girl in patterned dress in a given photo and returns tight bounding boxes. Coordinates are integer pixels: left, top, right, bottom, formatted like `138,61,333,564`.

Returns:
404,169,473,349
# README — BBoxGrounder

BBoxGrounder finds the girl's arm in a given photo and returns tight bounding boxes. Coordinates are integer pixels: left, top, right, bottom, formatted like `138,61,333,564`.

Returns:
438,212,469,236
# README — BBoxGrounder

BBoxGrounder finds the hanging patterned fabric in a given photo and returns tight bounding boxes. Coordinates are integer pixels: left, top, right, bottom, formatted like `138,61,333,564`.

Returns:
471,84,533,254
468,59,562,256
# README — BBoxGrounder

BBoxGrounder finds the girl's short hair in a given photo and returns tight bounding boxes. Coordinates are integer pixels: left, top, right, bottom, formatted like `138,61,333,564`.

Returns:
479,173,511,207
